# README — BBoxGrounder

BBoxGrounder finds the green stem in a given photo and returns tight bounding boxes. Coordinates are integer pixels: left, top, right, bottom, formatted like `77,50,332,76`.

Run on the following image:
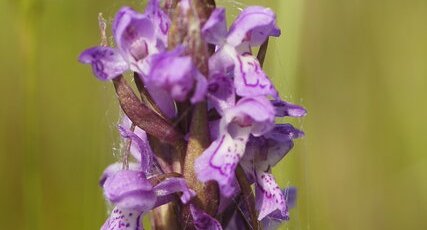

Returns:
183,103,219,215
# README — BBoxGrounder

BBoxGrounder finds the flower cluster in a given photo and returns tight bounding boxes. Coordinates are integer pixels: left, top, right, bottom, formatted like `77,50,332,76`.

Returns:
79,1,306,229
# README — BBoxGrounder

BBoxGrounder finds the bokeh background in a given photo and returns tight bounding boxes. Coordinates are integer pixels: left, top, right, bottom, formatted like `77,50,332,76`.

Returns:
1,0,426,229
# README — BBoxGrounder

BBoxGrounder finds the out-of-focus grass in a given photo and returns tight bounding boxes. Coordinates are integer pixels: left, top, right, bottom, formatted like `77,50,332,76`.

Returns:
0,0,426,229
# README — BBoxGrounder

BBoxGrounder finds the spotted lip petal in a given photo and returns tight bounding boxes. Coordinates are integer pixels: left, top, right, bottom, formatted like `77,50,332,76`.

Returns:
79,47,129,80
227,6,281,47
195,131,248,196
101,207,143,230
259,187,297,229
255,171,287,221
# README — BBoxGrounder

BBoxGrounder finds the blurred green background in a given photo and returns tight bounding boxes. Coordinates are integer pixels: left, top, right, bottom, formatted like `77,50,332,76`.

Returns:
1,0,426,229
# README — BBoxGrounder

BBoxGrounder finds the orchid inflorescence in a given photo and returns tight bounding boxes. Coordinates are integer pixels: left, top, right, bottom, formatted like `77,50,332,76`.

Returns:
79,0,306,229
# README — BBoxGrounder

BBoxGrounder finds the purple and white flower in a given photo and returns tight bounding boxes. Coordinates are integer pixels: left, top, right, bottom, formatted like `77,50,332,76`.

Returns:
203,6,281,98
195,96,275,196
79,2,306,229
240,124,304,220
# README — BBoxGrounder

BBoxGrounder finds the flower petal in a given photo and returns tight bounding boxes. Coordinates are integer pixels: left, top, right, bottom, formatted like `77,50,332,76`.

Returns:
153,177,196,204
195,131,249,196
118,125,154,174
227,6,281,47
224,97,275,136
101,207,143,230
119,116,153,163
147,47,195,101
113,7,157,63
241,124,304,176
255,171,287,221
208,44,235,78
144,0,171,46
261,124,304,168
79,47,128,80
99,162,141,187
207,75,235,114
144,81,177,119
272,100,307,117
191,70,208,104
234,53,278,98
260,214,284,230
190,205,223,230
103,170,156,211
239,136,266,183
202,8,228,45
259,188,297,229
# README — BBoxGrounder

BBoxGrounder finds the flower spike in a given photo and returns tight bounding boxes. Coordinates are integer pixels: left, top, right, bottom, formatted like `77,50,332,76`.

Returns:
79,3,305,229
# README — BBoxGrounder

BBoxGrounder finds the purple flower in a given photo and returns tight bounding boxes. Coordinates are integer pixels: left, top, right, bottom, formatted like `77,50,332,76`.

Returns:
239,124,304,220
79,5,166,80
203,6,281,98
260,187,297,230
79,4,178,117
145,46,208,103
195,96,275,196
100,118,196,229
102,170,194,209
241,124,305,175
101,171,196,230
